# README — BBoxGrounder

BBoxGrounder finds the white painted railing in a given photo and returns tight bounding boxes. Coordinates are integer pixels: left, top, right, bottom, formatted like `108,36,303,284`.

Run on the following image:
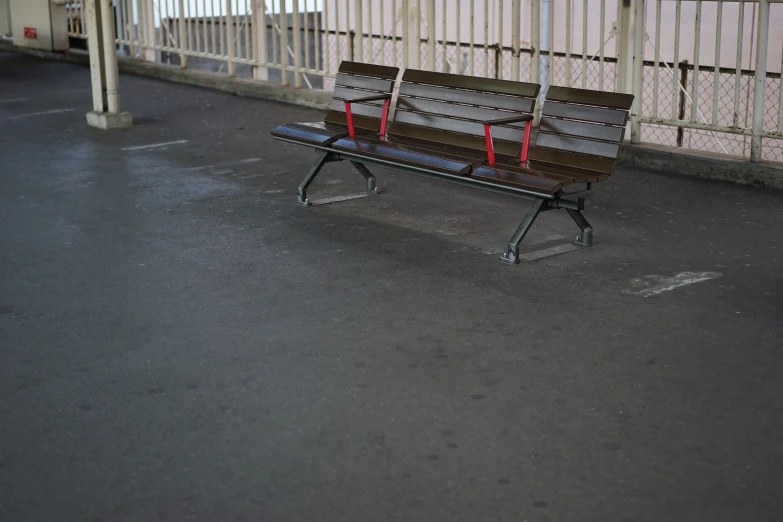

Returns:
65,0,783,163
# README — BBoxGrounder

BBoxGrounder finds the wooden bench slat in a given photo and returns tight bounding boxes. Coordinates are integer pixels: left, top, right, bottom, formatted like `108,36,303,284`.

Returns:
388,122,521,159
270,122,347,146
324,111,386,133
328,99,385,119
543,100,628,126
403,69,540,97
335,74,394,93
399,83,535,112
337,61,399,80
546,86,634,110
397,96,529,127
527,164,610,183
471,166,567,195
528,147,617,175
535,133,620,158
332,86,388,104
539,118,625,143
393,110,525,142
355,136,485,167
483,163,585,183
332,137,473,175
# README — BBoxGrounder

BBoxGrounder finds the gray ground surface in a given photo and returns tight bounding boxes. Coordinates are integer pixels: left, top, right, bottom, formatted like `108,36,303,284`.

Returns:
2,52,783,522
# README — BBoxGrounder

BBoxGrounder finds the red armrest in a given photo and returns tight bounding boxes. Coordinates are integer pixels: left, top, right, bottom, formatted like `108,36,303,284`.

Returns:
342,93,393,138
482,114,534,166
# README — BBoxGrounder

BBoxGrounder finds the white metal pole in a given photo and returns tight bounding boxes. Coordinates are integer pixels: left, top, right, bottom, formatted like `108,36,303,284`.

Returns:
254,0,269,80
540,0,550,100
565,0,571,85
402,0,410,68
99,0,121,113
469,0,475,75
441,0,447,70
630,0,645,143
712,1,723,125
617,0,632,93
144,0,157,60
408,0,420,68
511,0,520,81
178,0,188,67
456,0,461,73
293,0,302,86
483,0,489,76
530,0,540,120
85,0,106,113
227,0,236,76
750,0,769,161
690,0,702,123
427,0,435,69
355,0,364,63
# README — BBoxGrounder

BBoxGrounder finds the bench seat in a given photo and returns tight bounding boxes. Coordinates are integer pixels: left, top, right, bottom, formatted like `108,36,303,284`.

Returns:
331,136,484,175
270,122,349,147
471,164,575,195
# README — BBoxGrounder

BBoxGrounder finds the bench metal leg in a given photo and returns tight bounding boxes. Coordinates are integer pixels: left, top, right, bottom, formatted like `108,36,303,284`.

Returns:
350,161,379,194
501,198,547,264
297,151,333,206
567,208,593,247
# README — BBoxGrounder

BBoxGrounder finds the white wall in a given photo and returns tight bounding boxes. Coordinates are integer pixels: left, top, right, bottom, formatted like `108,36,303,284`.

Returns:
9,0,68,51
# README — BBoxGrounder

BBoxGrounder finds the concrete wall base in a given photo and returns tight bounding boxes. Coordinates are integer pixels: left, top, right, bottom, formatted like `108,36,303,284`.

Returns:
3,40,781,190
86,110,133,129
620,143,783,191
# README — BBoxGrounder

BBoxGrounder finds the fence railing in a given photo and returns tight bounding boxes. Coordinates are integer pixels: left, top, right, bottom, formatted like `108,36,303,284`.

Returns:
65,0,783,164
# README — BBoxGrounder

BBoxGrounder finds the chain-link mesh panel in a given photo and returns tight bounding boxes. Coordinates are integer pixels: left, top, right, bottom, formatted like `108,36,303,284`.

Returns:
763,77,781,134
417,42,498,79
637,60,783,163
763,138,783,163
640,124,678,148
549,56,617,91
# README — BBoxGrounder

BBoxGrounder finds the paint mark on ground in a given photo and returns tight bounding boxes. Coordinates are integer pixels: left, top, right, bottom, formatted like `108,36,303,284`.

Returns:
624,271,723,297
185,158,261,171
8,108,75,120
122,140,188,151
185,165,216,171
519,243,582,263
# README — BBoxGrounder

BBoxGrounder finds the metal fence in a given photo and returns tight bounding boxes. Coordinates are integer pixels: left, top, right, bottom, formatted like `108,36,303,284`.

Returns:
66,0,783,163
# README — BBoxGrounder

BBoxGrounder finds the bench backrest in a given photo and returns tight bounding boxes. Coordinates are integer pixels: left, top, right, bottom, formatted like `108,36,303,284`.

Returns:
530,86,634,177
388,69,540,161
324,61,399,133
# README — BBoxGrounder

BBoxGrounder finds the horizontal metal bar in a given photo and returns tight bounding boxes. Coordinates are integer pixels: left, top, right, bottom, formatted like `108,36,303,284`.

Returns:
637,116,783,138
271,138,557,201
642,59,781,79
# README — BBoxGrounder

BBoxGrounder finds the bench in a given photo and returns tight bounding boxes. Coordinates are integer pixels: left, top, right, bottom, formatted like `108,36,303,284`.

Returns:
271,63,633,264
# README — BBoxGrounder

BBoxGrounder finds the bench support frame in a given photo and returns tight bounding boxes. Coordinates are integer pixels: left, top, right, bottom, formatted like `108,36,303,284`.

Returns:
297,151,378,206
501,196,592,264
282,139,594,264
